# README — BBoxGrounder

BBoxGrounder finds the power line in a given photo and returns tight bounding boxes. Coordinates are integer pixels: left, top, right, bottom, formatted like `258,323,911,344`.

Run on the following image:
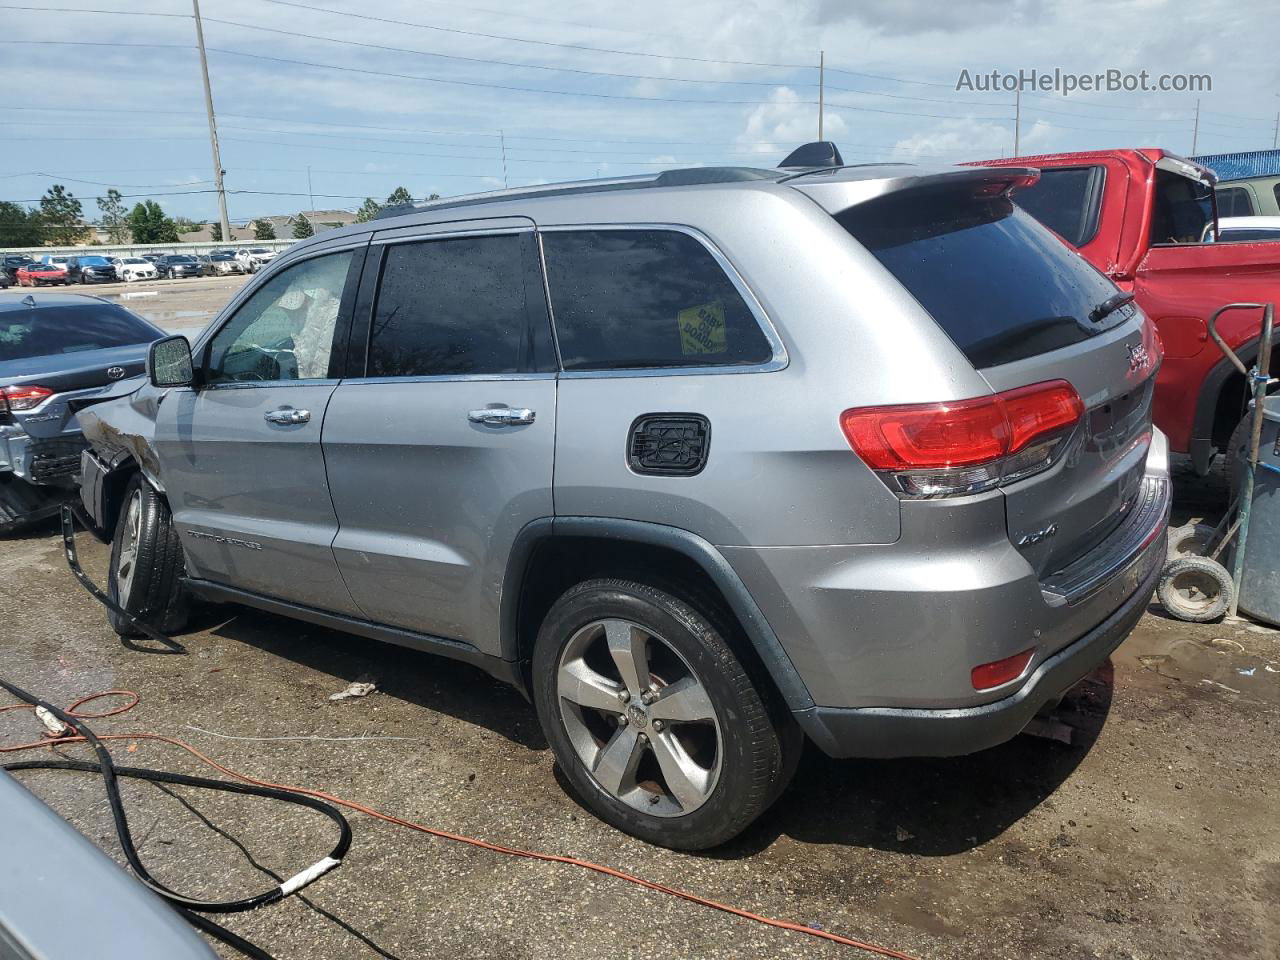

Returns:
200,16,807,89
256,0,812,69
206,46,812,106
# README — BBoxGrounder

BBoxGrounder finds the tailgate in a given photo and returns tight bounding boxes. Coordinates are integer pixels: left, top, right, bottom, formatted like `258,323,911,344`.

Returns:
831,172,1160,578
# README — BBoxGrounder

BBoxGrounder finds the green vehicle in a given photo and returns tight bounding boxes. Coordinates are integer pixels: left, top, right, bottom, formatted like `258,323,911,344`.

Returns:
1215,175,1280,217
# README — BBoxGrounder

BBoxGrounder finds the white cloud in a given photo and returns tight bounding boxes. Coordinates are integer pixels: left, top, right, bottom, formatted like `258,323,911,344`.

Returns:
737,87,849,154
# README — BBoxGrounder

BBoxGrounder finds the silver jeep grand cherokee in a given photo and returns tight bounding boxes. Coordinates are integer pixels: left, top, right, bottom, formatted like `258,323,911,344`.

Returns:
77,147,1170,849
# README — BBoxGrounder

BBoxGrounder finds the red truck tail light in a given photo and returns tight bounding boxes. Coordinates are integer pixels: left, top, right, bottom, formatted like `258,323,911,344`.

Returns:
840,380,1083,498
1,385,55,412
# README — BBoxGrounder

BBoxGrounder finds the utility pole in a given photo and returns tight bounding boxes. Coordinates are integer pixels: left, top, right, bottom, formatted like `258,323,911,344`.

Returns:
1013,87,1021,157
1191,98,1200,154
1273,111,1278,150
818,50,824,140
499,129,509,189
307,166,314,212
192,0,230,244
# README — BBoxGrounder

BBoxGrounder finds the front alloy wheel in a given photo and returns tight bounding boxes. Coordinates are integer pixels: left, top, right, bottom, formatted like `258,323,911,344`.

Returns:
557,618,722,817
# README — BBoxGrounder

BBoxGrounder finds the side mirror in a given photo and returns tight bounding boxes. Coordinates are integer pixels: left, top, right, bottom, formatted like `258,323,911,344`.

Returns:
147,335,194,388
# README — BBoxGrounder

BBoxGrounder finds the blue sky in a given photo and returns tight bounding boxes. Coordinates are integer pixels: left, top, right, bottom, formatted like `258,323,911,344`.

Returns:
2,0,1277,224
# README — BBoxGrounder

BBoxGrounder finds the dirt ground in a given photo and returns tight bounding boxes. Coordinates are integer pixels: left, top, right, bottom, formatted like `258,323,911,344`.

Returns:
1,460,1278,960
2,279,1278,958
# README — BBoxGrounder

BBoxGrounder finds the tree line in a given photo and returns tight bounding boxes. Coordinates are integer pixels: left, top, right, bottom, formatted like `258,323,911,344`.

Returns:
0,183,442,248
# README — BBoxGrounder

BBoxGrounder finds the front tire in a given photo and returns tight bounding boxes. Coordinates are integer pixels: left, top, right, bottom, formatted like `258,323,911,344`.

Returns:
107,475,187,636
532,579,794,850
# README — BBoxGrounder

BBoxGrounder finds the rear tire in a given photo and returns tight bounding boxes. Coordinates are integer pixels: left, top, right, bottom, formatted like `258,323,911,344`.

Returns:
532,579,794,850
1157,555,1234,623
107,475,188,636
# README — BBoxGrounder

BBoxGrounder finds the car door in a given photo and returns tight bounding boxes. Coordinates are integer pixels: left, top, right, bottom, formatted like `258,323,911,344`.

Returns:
322,221,558,652
153,243,368,614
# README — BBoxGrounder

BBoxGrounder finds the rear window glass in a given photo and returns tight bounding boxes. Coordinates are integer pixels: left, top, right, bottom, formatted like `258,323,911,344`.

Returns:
0,305,158,363
839,189,1129,369
541,229,773,371
1010,166,1104,246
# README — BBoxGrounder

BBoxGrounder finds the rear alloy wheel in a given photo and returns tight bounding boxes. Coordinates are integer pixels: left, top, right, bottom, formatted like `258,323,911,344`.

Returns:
1157,555,1234,623
107,475,188,636
533,579,794,850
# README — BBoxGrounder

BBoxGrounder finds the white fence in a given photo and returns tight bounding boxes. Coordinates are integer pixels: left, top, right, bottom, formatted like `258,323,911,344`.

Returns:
3,239,296,259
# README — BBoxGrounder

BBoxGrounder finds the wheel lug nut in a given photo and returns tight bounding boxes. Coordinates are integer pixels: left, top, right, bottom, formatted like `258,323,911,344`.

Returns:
637,733,648,743
651,720,664,732
617,714,628,726
617,690,630,703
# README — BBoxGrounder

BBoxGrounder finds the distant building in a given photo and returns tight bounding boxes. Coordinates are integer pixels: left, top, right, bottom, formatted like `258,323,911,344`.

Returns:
262,210,358,237
1191,149,1280,181
178,223,258,243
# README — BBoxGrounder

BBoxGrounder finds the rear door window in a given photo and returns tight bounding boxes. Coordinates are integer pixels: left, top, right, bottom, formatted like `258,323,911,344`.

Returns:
366,233,554,377
839,188,1129,369
540,229,773,371
1010,165,1105,246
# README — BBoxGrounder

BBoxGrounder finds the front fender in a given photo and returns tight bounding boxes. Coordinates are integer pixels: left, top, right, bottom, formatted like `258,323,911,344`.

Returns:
75,381,166,494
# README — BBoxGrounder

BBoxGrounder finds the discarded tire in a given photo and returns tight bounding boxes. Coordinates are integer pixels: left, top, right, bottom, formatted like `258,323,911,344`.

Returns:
1157,555,1234,623
1166,522,1219,561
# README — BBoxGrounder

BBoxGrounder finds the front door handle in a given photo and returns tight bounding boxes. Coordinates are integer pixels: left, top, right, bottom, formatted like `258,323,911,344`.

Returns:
264,408,311,425
468,407,536,426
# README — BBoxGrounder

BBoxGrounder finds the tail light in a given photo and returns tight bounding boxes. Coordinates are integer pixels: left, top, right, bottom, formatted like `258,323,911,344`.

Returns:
1,385,55,413
971,648,1035,691
840,380,1083,498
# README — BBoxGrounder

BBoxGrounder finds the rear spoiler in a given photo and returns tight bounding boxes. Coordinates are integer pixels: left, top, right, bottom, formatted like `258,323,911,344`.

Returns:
786,165,1040,215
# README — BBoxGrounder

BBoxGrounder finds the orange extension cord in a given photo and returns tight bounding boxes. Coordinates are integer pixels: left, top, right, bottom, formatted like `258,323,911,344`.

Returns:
1,690,921,960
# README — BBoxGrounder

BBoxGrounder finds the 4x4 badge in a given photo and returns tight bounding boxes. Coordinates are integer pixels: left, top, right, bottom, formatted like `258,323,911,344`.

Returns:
1127,343,1150,373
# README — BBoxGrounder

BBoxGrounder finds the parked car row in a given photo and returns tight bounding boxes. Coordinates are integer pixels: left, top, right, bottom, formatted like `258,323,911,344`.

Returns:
0,250,268,286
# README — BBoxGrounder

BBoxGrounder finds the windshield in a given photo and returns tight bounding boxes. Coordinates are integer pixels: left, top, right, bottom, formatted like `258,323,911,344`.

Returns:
122,258,147,264
80,257,110,265
0,304,159,362
839,188,1131,368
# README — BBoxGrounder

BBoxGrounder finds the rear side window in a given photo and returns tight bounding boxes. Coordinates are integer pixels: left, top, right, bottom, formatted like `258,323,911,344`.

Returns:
1011,165,1104,246
367,233,553,377
0,304,158,364
1216,186,1255,218
541,229,773,371
840,189,1128,369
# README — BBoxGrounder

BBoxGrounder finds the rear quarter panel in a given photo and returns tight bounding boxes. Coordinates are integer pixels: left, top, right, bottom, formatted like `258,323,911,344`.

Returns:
545,184,993,547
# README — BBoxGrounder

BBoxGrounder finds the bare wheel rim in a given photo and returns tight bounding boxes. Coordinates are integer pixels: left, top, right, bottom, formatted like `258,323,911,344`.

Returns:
116,490,142,603
556,618,723,817
1169,569,1220,613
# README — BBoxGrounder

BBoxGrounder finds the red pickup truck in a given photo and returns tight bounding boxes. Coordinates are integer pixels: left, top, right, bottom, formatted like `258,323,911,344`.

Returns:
977,148,1278,475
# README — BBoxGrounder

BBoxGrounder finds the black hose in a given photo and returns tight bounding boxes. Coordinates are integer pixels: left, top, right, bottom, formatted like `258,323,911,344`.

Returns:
0,674,351,914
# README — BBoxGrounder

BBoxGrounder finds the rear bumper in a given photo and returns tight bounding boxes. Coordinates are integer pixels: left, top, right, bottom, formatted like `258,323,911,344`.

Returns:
794,537,1163,758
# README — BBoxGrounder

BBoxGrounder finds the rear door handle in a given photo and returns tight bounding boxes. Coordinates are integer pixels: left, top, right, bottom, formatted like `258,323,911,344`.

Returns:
264,408,311,425
468,407,536,426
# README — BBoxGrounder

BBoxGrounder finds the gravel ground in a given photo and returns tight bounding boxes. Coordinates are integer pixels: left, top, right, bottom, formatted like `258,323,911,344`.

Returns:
1,278,1278,958
1,484,1278,960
